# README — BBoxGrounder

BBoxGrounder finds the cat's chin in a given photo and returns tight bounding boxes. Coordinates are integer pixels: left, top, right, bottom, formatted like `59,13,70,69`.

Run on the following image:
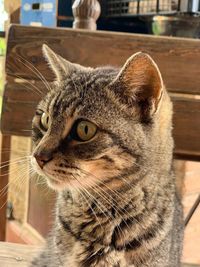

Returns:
37,172,72,191
46,177,70,191
46,175,97,192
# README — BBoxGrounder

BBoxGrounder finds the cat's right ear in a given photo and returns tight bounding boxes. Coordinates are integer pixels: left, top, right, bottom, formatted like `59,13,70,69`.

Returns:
109,52,163,121
42,44,86,81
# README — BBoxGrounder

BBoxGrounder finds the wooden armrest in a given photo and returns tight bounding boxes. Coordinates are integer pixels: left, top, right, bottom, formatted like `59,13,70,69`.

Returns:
0,241,41,267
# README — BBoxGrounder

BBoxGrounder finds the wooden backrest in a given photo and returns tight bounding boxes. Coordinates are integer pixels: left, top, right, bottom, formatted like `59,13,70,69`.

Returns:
2,24,200,160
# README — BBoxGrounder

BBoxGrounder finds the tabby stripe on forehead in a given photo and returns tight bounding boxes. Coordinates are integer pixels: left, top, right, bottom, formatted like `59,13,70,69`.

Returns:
69,99,83,116
81,75,105,89
46,93,55,113
85,77,112,90
50,91,62,116
61,97,79,112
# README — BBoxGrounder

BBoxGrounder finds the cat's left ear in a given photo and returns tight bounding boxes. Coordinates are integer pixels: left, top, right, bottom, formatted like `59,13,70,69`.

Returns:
110,52,163,120
42,44,86,81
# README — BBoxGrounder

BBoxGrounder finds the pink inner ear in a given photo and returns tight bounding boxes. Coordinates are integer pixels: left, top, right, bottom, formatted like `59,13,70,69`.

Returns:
120,53,163,109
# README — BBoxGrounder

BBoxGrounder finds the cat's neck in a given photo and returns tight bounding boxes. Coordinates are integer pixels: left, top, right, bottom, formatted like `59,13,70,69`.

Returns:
57,165,173,221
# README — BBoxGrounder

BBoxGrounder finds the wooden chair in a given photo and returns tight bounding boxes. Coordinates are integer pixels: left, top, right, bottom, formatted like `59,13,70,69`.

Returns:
0,1,200,265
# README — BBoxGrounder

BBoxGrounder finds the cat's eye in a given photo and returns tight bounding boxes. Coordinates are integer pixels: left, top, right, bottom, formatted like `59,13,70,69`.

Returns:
40,112,49,131
70,120,97,142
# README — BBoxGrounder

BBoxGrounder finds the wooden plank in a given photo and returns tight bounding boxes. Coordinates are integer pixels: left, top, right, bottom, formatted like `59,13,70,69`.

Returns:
0,242,199,267
1,82,200,160
0,134,11,241
173,95,200,161
1,82,42,136
28,175,55,237
5,24,200,95
0,242,40,267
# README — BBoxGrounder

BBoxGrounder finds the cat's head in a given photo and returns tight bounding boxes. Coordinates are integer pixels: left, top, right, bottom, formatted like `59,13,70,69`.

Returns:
31,45,171,192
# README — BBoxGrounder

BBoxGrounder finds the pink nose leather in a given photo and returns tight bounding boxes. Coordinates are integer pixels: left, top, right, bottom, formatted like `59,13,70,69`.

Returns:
34,151,53,169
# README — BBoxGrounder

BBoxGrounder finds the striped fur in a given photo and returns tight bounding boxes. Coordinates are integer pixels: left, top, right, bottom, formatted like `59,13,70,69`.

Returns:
30,46,183,267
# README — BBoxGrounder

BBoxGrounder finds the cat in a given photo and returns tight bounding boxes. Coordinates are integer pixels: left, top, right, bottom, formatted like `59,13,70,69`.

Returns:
30,44,184,267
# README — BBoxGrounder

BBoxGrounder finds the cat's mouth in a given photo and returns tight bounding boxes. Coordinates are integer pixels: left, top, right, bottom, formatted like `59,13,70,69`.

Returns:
31,155,82,191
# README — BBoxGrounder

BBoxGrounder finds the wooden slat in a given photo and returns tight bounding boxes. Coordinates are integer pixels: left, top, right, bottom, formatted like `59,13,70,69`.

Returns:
0,242,40,267
173,95,200,160
6,24,200,94
0,242,199,267
28,175,55,237
0,134,11,241
1,81,43,136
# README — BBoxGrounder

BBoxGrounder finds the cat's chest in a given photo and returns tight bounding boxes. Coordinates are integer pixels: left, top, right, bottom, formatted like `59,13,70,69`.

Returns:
56,203,125,266
57,194,118,244
62,243,129,267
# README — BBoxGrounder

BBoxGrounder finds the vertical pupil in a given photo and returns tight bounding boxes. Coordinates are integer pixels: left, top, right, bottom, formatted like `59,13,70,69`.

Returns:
85,125,88,135
46,117,49,124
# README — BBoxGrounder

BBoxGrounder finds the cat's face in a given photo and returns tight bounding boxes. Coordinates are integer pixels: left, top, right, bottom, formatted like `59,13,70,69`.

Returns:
31,45,165,192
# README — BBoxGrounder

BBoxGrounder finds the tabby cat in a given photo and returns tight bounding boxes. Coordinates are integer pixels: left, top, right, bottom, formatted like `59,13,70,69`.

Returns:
30,45,183,267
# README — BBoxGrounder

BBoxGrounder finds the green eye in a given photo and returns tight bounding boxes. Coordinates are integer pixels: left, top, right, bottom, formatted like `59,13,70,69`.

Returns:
71,120,97,141
40,112,49,131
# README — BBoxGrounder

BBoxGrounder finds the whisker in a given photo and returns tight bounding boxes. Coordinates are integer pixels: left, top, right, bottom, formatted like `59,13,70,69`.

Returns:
0,163,31,196
16,55,52,92
73,173,128,246
0,156,31,169
75,168,147,234
71,175,104,231
12,73,44,96
0,164,31,204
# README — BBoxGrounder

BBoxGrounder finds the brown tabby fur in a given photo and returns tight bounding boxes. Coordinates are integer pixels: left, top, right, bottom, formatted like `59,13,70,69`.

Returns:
30,45,183,267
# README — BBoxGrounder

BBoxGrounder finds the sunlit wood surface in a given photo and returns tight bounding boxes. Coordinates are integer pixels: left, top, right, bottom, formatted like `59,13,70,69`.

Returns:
0,241,40,267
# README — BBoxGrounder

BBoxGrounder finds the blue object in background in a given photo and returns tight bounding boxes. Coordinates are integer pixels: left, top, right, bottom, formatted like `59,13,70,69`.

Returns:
21,0,73,27
21,0,57,27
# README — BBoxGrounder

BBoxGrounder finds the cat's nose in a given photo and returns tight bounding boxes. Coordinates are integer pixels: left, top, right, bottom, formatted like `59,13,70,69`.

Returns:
34,151,53,169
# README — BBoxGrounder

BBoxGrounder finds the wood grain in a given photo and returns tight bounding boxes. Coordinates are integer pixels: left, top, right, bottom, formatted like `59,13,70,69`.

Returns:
0,242,198,267
173,96,200,160
5,25,200,94
0,242,40,267
0,134,11,241
28,175,55,237
72,0,101,30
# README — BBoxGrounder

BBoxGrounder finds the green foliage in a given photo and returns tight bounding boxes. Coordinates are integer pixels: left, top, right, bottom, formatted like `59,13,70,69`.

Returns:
0,37,6,56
